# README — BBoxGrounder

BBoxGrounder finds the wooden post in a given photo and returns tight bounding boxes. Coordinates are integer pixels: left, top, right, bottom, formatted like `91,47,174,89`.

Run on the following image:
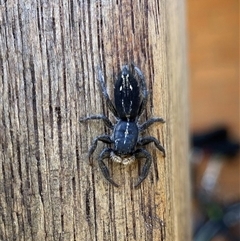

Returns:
0,1,190,240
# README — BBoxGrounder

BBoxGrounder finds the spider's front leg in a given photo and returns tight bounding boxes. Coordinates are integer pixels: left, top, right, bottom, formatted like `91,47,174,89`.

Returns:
88,135,113,164
98,148,119,187
134,148,152,187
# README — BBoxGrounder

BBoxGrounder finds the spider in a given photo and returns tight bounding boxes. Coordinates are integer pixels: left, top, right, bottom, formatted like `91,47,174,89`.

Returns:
80,64,165,187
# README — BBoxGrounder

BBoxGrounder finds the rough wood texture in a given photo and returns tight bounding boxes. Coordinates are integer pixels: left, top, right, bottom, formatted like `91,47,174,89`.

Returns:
0,1,190,241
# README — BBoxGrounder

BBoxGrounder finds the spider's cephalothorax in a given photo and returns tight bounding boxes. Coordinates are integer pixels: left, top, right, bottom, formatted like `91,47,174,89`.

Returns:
80,64,165,187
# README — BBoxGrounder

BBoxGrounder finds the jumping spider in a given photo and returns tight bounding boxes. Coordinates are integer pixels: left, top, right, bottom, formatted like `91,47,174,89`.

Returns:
80,64,165,187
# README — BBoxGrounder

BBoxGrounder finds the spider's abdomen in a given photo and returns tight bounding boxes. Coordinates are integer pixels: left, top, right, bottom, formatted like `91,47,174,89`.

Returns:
114,66,140,120
113,120,139,155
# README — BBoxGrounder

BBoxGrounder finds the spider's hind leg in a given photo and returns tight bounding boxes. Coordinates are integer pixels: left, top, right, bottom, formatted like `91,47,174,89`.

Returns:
133,65,148,117
97,67,119,118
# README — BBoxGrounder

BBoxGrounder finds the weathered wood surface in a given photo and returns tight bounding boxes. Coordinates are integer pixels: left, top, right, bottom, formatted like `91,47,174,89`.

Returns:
0,1,190,240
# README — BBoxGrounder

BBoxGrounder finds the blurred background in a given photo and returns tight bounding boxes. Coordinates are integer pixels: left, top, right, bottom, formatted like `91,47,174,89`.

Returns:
187,0,239,240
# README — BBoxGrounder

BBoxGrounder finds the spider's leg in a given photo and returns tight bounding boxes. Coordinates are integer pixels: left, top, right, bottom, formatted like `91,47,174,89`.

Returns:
80,114,114,129
98,148,119,187
134,148,152,187
139,117,165,132
88,135,113,164
137,136,165,157
97,67,119,118
133,65,148,117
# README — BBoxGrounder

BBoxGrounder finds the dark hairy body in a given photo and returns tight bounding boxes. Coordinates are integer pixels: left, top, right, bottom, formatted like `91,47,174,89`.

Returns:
80,64,165,187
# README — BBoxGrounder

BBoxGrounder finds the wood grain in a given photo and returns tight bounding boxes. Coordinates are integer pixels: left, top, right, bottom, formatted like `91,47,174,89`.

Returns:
0,1,190,240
